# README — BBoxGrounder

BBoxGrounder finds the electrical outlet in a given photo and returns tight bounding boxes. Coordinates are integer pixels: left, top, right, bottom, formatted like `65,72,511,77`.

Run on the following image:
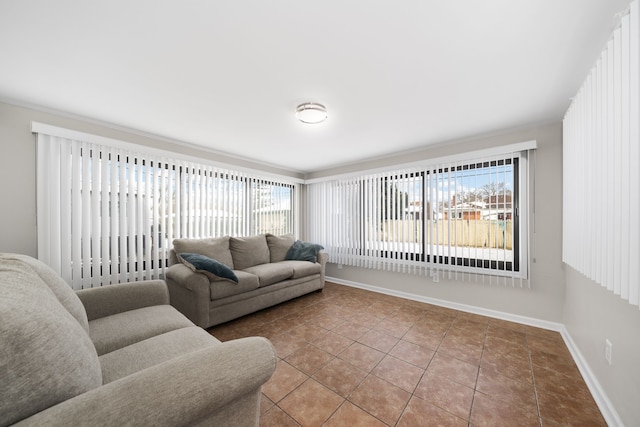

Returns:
432,272,439,283
605,339,613,365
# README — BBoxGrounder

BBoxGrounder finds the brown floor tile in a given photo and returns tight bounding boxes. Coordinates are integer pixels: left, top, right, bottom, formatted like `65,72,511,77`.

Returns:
358,328,400,353
260,406,300,427
374,317,413,338
389,340,435,369
312,357,368,397
284,344,334,375
537,390,606,426
334,321,371,341
476,368,537,411
349,375,412,426
338,341,386,372
386,307,425,324
402,325,445,349
397,396,467,427
278,379,344,427
414,372,473,420
426,352,479,388
268,331,308,358
481,347,533,383
470,391,539,427
371,355,424,393
487,318,527,333
529,348,582,379
261,360,307,403
238,283,606,426
438,336,483,365
484,333,529,357
289,323,330,342
260,393,275,415
444,326,486,347
486,323,527,345
347,311,385,326
311,330,354,356
324,402,387,427
527,334,572,359
306,313,345,330
532,363,593,403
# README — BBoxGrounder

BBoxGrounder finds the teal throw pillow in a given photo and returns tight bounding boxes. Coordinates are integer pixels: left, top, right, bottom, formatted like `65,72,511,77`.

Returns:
285,240,324,263
178,253,238,284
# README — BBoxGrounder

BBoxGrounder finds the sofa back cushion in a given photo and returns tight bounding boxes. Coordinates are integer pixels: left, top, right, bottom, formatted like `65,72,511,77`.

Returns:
266,233,295,263
0,256,102,426
230,234,270,270
6,253,90,333
172,236,234,269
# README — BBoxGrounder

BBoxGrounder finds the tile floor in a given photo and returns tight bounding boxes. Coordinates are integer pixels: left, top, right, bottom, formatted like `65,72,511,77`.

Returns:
208,282,606,426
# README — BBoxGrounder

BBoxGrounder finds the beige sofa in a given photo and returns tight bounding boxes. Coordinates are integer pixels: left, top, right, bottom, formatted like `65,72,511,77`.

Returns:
0,253,276,427
166,234,326,329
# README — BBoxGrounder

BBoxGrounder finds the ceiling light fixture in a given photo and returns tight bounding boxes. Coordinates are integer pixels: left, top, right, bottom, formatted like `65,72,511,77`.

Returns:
296,102,327,124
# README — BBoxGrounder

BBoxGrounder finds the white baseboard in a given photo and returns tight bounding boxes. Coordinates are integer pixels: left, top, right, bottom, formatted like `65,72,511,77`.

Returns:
325,276,623,427
560,327,623,427
326,276,564,331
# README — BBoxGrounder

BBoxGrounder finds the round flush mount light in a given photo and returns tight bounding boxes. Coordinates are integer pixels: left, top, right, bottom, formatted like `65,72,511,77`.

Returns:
296,102,327,124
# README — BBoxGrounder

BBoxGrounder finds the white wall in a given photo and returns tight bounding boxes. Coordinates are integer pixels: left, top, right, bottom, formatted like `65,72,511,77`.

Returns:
0,101,303,257
309,122,565,323
564,267,640,426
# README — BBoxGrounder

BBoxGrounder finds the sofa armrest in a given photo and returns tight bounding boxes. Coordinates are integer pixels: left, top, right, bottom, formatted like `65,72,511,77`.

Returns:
165,264,211,328
16,337,277,427
317,250,328,284
76,280,169,321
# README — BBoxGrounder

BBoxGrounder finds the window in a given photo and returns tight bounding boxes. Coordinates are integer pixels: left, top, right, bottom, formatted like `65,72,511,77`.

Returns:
35,126,299,289
307,145,533,282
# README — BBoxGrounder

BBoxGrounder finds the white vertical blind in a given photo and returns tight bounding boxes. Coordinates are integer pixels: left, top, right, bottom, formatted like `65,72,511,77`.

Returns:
563,0,640,308
35,128,298,290
307,147,532,284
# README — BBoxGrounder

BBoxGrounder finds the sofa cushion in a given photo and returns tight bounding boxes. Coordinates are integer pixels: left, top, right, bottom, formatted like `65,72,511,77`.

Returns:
172,236,234,269
100,327,220,383
266,234,295,263
179,252,239,283
243,263,294,287
210,270,260,300
4,253,90,333
229,235,270,270
286,240,324,263
0,258,101,426
277,260,322,279
89,305,194,355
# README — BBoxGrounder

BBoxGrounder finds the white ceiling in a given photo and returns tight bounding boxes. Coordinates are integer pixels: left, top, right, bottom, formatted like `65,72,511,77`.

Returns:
0,0,630,173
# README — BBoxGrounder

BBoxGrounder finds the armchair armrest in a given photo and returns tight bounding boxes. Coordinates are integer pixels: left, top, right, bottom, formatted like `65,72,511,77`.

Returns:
76,280,169,321
17,337,277,427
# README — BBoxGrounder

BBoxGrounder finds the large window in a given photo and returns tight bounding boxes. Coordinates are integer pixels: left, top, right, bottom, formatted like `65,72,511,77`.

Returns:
308,146,532,282
35,125,298,289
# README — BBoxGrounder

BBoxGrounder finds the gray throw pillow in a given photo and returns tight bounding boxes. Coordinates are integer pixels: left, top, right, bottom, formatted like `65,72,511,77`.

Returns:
178,253,239,283
285,240,324,263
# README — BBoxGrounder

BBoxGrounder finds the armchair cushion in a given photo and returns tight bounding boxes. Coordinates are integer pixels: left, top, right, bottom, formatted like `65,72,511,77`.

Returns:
88,305,194,356
99,327,220,383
